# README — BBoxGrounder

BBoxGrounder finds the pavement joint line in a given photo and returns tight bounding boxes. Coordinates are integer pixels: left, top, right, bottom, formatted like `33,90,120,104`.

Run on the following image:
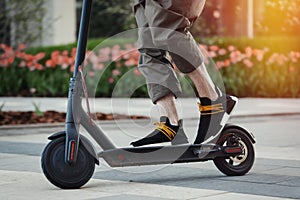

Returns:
255,163,300,169
275,177,300,186
191,191,230,199
218,176,295,186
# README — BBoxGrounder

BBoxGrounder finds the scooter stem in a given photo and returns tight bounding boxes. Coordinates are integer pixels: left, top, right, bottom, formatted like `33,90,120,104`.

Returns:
65,0,93,165
73,0,92,77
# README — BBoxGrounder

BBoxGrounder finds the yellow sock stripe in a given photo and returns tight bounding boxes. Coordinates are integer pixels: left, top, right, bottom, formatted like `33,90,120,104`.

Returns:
197,102,224,115
154,122,176,140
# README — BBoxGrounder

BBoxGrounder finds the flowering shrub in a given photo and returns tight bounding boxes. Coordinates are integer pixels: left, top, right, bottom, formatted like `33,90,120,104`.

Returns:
0,41,300,97
203,45,300,97
0,43,144,97
0,44,47,96
0,44,45,70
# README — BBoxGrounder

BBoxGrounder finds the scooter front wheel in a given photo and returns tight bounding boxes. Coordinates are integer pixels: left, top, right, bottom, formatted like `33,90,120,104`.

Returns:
213,127,255,176
41,136,95,189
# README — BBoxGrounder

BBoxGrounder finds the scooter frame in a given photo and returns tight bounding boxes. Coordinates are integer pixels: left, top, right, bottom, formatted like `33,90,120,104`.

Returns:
42,0,256,189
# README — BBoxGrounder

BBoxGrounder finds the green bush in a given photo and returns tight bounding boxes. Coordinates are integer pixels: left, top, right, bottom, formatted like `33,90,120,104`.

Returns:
198,36,300,53
1,37,300,98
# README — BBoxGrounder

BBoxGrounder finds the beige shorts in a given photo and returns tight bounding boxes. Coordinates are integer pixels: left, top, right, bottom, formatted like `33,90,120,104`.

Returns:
134,0,205,103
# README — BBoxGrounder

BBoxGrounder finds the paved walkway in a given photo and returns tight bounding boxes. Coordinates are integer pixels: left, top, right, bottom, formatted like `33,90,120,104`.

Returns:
0,97,299,199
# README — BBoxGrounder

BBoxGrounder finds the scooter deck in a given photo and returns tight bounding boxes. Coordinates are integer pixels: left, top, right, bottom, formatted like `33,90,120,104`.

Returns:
99,144,242,167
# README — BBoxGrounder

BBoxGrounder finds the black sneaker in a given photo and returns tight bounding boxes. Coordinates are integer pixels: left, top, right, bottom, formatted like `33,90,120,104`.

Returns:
130,116,189,147
194,95,238,144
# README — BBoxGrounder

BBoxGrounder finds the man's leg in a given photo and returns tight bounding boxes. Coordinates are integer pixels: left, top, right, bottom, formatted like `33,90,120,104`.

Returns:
144,0,238,144
134,1,182,106
131,1,188,147
143,0,217,101
187,63,218,101
157,94,179,125
132,50,189,147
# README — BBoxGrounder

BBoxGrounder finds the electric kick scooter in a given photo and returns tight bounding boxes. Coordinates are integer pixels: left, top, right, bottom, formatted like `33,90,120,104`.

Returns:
41,0,255,189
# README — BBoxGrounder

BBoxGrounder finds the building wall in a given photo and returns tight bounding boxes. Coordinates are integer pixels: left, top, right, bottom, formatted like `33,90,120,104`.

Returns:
41,0,76,46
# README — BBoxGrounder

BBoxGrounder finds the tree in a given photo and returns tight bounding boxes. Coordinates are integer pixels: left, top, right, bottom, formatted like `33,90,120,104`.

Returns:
77,0,136,38
192,0,250,37
255,0,300,36
0,0,47,46
192,0,300,38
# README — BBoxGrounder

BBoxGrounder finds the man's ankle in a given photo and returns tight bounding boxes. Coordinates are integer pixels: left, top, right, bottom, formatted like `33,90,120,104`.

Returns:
168,118,179,126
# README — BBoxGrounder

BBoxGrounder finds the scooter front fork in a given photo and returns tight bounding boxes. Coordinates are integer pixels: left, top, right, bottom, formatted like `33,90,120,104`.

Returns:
65,77,80,165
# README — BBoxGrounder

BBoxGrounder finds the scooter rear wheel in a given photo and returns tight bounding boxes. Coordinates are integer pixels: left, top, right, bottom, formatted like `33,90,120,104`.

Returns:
213,127,255,176
41,136,95,189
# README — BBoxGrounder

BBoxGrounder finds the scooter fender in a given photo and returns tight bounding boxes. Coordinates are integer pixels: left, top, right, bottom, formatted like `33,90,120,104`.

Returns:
223,124,256,144
48,131,99,165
